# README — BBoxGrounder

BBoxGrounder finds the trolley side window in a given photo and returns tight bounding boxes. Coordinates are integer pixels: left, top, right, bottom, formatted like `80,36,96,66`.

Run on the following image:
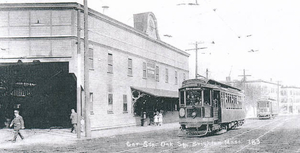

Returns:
204,89,211,106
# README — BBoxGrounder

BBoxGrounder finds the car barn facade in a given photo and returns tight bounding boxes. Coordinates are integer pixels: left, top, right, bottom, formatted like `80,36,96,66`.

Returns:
0,3,189,131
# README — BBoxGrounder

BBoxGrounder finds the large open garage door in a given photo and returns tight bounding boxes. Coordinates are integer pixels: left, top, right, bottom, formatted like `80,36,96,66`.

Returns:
0,61,76,129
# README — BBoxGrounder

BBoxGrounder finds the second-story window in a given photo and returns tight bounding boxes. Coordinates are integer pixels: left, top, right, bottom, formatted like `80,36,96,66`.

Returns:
108,53,113,73
155,66,159,82
143,62,147,78
89,48,94,69
128,58,133,76
175,71,178,85
183,73,186,81
165,68,169,83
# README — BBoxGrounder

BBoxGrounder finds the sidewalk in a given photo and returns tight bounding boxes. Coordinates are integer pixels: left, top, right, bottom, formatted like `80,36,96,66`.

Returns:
0,122,179,149
90,122,179,139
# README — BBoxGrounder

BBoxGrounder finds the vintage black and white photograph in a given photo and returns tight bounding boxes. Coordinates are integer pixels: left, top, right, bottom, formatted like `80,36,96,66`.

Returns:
0,0,300,152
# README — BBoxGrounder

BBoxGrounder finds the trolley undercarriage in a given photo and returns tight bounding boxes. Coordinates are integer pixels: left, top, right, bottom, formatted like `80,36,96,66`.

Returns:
178,120,245,137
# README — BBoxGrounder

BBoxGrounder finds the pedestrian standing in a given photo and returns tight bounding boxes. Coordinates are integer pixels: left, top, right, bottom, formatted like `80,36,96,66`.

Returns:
10,110,25,142
154,112,159,126
158,111,163,126
70,109,77,133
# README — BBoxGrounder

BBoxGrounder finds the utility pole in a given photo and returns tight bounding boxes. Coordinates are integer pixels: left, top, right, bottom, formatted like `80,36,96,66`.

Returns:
238,69,251,89
84,0,91,138
238,69,252,115
76,6,82,139
206,68,209,79
185,42,207,79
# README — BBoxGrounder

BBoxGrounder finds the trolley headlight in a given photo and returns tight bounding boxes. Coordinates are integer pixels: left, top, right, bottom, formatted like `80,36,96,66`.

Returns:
179,108,185,117
192,111,197,118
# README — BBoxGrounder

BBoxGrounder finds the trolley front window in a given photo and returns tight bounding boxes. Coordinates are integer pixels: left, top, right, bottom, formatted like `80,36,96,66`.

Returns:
258,101,268,107
186,90,202,106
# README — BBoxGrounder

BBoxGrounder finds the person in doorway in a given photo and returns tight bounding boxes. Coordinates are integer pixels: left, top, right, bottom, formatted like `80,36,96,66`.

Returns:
158,111,163,126
10,110,25,142
148,111,154,125
70,109,77,133
154,112,159,126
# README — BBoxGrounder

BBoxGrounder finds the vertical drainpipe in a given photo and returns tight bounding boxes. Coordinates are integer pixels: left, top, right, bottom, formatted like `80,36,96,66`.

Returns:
76,6,82,139
84,0,91,137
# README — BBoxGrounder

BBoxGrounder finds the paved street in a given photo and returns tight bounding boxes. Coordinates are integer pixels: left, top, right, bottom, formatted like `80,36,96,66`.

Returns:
1,115,300,153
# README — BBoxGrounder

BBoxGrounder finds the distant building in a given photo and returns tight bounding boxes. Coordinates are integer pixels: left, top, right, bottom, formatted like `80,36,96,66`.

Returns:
0,3,189,131
280,86,300,114
227,79,280,117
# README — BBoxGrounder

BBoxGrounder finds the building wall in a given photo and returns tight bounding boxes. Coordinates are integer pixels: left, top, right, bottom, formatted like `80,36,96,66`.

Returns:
84,11,189,129
0,8,77,69
0,3,189,129
280,87,300,114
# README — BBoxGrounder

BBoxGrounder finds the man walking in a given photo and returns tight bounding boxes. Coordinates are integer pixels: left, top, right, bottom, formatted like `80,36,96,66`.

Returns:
10,110,25,142
70,109,77,133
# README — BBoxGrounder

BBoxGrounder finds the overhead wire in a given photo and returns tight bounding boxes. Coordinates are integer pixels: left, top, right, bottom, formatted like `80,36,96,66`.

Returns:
202,0,240,39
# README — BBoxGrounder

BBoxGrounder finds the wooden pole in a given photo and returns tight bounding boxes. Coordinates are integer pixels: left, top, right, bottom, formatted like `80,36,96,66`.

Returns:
84,0,91,138
195,42,198,79
76,8,82,139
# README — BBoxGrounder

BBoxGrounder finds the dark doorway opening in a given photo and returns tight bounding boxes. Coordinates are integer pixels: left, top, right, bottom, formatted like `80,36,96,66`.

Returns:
133,94,179,117
0,62,76,129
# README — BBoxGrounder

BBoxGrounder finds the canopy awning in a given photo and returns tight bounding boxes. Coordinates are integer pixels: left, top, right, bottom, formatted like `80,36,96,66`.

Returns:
131,86,178,98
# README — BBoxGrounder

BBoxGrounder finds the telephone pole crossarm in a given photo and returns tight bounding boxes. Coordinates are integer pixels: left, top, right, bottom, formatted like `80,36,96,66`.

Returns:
185,41,208,79
185,47,207,51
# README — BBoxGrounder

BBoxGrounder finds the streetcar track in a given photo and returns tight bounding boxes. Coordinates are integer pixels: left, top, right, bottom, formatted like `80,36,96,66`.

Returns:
235,118,290,153
194,117,287,153
154,119,280,153
115,117,290,153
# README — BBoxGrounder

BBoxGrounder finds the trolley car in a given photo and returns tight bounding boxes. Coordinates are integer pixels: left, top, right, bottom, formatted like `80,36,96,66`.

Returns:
178,78,245,136
257,98,278,119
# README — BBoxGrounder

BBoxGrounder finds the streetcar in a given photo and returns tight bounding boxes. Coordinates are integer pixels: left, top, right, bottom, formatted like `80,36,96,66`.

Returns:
178,78,245,136
257,98,278,119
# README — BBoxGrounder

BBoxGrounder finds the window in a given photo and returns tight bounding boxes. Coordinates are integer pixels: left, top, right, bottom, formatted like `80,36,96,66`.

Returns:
155,66,159,82
90,92,94,115
180,90,184,105
204,89,210,106
108,53,113,73
143,62,147,78
175,71,178,85
183,73,186,81
128,58,133,76
165,68,169,83
108,94,113,114
123,95,128,113
89,48,94,69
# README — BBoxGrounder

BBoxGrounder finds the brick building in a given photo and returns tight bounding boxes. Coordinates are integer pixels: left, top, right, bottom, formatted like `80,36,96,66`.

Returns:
0,3,189,131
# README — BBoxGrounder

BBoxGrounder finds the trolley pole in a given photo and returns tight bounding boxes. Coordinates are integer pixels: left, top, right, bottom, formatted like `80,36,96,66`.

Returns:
83,0,91,138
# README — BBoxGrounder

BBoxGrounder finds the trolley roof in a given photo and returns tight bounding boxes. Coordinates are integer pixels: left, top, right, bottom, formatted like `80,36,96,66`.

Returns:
181,78,242,92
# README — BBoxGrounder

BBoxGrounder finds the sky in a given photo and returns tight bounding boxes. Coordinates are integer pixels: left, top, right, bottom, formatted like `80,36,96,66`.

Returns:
1,0,300,86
